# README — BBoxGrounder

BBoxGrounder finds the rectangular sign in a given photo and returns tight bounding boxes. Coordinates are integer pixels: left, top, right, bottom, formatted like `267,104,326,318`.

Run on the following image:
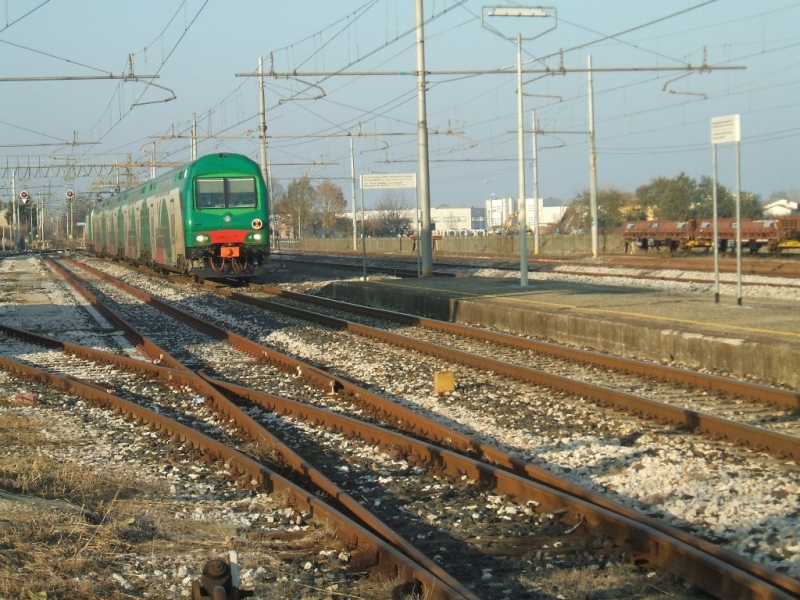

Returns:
361,172,417,189
711,115,740,145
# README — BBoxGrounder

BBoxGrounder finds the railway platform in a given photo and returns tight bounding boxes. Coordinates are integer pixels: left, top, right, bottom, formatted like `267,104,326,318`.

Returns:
318,275,800,390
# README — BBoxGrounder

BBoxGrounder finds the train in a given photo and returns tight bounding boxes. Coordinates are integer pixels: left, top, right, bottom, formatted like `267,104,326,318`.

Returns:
86,153,269,281
622,217,800,254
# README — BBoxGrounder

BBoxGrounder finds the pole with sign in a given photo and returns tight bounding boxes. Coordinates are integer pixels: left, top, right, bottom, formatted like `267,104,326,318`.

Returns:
710,114,742,305
66,189,75,241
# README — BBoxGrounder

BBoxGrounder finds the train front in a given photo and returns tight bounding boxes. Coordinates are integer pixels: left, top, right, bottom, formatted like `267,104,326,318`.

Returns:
183,154,269,281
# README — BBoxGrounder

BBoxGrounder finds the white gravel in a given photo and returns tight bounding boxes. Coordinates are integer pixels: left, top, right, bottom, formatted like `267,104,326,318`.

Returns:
1,253,798,588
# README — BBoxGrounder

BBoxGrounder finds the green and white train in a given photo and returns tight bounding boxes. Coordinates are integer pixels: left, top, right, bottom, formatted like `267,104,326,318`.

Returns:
87,153,269,281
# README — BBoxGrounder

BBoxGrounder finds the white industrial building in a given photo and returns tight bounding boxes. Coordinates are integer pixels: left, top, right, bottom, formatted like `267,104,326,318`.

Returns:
357,199,568,236
358,206,488,236
762,199,798,218
486,197,568,234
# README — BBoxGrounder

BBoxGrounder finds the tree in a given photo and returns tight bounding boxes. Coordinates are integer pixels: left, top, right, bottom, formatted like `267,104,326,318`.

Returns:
332,216,353,239
275,173,317,238
635,173,698,220
374,190,412,236
316,179,347,237
768,189,800,202
634,173,762,221
695,177,762,219
570,187,634,230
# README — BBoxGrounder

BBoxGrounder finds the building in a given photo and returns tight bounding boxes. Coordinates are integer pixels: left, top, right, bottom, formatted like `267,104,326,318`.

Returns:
430,206,486,235
485,197,568,234
762,199,798,218
353,206,488,236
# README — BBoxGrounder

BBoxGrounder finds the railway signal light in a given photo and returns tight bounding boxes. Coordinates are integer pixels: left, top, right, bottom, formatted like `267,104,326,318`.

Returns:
66,189,75,199
19,190,29,204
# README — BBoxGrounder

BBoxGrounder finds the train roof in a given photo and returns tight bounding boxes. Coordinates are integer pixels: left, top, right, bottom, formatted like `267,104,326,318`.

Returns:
89,153,261,213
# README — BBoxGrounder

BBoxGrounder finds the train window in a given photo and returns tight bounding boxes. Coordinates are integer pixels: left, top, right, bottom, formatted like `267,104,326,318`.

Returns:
226,178,257,208
701,221,711,228
650,222,659,228
195,179,225,209
626,223,635,229
195,177,256,209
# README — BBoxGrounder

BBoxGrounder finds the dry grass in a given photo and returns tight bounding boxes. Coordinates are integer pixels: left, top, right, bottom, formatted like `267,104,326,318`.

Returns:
0,412,171,599
0,409,433,600
517,562,716,599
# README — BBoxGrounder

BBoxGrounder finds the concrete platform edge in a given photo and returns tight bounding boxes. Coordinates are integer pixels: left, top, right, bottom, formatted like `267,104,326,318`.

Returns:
321,281,800,389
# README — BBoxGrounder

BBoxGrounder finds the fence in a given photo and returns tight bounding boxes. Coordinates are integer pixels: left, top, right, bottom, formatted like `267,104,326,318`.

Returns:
283,231,627,257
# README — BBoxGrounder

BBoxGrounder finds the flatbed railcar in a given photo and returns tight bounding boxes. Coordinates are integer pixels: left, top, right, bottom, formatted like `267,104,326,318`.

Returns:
86,153,269,281
623,217,800,255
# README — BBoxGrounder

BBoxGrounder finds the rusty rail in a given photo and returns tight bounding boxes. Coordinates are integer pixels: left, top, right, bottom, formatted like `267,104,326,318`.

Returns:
253,285,800,413
48,256,800,599
235,288,799,459
0,353,467,600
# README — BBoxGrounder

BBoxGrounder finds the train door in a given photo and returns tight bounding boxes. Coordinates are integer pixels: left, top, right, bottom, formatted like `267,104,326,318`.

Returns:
149,197,164,265
123,204,136,259
132,198,145,263
166,190,184,268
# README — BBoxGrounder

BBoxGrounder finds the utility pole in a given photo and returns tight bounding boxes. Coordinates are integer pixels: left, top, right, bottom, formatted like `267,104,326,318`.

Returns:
516,33,528,286
415,0,433,277
588,55,598,259
350,136,357,251
531,109,540,255
11,169,17,248
258,57,272,243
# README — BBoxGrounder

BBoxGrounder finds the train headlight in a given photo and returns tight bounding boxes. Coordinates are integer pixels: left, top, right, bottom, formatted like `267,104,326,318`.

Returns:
245,232,263,243
195,234,211,245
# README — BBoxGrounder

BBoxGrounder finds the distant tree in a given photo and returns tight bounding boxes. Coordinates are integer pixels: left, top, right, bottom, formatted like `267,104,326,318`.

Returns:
332,216,353,239
768,189,800,202
374,190,412,236
275,173,317,238
740,192,763,219
695,177,762,219
316,179,347,237
633,173,762,221
635,173,698,220
570,187,634,230
268,178,286,206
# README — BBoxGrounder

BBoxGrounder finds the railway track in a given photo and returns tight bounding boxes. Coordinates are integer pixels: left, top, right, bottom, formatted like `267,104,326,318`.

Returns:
0,253,797,598
270,252,800,292
242,285,800,445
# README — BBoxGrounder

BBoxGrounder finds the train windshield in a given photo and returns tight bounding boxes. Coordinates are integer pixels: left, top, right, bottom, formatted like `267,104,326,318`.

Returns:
195,177,257,209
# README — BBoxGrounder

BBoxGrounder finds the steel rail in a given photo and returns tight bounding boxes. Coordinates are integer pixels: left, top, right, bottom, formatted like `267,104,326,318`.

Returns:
0,354,467,600
200,373,798,600
53,257,800,598
44,258,476,599
232,289,799,459
254,284,800,412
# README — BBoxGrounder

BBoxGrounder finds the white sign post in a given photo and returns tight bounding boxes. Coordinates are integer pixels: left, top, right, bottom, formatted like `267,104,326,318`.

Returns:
359,173,419,277
710,114,742,305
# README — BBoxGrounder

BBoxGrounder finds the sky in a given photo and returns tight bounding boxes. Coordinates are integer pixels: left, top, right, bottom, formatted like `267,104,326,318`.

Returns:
1,0,799,213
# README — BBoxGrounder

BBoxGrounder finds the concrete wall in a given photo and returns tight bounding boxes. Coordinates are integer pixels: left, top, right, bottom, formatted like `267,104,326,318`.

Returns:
292,232,626,256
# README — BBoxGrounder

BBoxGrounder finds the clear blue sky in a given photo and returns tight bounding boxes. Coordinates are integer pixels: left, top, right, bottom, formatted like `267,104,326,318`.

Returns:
1,0,798,210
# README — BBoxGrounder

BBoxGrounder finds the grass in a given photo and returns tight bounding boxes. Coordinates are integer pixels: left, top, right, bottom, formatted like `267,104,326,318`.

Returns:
0,401,433,599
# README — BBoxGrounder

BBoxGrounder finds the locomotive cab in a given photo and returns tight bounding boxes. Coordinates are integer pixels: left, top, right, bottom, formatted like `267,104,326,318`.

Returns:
185,173,268,280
